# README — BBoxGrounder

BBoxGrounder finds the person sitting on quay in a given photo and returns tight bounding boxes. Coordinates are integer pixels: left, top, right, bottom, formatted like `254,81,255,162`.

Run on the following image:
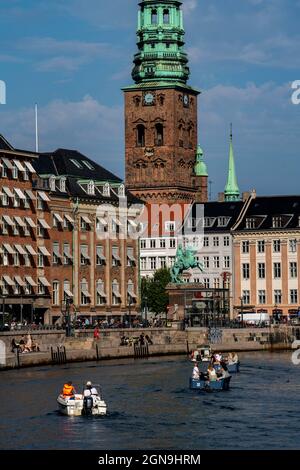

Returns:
62,381,76,399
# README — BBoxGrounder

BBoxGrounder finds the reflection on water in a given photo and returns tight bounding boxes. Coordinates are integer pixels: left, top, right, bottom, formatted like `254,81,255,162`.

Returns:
0,351,299,450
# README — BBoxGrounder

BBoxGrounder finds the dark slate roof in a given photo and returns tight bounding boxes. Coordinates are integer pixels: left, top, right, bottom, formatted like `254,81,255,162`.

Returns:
0,134,38,156
0,134,13,150
235,195,300,232
35,148,122,182
183,200,244,234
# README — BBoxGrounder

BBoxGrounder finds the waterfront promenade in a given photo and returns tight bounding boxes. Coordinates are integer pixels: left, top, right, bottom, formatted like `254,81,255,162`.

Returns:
1,324,298,370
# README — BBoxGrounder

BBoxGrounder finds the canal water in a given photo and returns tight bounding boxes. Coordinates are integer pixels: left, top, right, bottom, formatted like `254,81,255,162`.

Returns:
0,351,299,450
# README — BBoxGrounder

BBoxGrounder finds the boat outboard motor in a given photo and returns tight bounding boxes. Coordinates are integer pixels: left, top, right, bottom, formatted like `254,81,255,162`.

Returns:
83,396,93,415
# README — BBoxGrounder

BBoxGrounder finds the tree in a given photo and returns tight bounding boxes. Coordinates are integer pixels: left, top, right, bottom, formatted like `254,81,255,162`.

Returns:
141,268,171,316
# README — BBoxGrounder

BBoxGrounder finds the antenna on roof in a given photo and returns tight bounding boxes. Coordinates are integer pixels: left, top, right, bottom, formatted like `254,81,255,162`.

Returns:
35,103,39,153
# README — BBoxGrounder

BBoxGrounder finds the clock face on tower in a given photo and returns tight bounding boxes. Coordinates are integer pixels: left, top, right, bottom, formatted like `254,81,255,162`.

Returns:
183,94,189,107
143,92,155,106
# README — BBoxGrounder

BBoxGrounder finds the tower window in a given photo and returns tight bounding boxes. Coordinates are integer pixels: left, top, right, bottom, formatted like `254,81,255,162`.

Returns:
155,123,164,146
163,9,170,24
151,9,158,24
136,125,145,147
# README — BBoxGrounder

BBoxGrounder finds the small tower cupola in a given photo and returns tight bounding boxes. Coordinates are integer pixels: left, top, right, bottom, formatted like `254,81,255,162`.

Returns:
194,145,208,177
224,124,240,202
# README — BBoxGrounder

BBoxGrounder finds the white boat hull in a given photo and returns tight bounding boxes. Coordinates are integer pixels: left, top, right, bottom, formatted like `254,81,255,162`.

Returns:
57,394,107,416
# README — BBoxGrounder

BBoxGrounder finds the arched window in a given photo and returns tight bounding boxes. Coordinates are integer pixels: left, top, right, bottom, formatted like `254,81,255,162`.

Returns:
96,279,106,305
49,175,56,192
103,182,110,197
155,123,164,146
136,124,145,147
112,279,121,305
60,177,66,192
63,280,72,301
151,9,158,24
163,9,170,24
80,278,90,305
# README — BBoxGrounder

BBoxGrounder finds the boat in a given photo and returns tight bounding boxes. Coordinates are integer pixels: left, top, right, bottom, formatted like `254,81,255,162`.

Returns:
227,362,240,373
189,376,231,391
57,385,107,416
190,345,212,362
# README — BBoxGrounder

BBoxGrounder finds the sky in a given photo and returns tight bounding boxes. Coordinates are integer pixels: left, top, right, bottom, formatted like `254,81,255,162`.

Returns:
0,0,300,199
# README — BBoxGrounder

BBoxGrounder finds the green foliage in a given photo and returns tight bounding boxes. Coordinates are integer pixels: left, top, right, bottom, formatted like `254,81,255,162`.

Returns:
141,268,171,316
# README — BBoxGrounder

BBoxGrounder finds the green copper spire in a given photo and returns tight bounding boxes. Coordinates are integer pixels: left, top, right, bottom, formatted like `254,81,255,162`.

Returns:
132,0,190,84
224,124,240,202
194,145,208,177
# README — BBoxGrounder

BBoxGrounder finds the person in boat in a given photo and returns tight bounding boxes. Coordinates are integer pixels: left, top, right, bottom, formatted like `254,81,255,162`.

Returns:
62,381,76,399
217,362,230,380
230,352,239,364
83,381,99,402
192,362,200,380
207,364,218,382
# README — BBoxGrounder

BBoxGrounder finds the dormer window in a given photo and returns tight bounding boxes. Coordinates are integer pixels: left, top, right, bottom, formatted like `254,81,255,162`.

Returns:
49,176,56,192
204,217,215,228
87,180,95,195
60,177,66,193
103,183,110,197
272,216,283,228
218,217,231,227
246,218,256,229
118,184,125,198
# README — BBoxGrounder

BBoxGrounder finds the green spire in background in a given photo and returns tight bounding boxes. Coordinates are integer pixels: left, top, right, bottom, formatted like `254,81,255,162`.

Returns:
132,0,190,84
224,124,240,202
194,145,208,177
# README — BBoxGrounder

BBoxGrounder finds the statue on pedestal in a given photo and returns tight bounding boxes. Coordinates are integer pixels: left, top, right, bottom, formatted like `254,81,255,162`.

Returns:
170,244,203,284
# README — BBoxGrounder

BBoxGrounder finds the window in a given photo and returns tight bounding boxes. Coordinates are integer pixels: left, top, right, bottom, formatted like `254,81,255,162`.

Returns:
70,159,83,169
112,279,121,305
289,239,297,253
13,253,20,267
213,278,220,289
83,161,95,170
37,254,44,268
246,218,256,229
49,176,56,191
150,257,157,270
163,9,169,23
150,239,156,249
159,256,166,268
12,163,18,179
63,280,71,301
151,9,158,24
141,239,147,249
169,238,176,249
257,240,265,253
273,262,281,279
96,279,106,305
141,258,147,270
258,290,266,304
80,278,90,305
258,263,265,279
213,236,219,247
242,263,250,280
127,247,135,267
213,256,220,269
165,221,175,232
87,180,95,195
203,278,210,288
160,239,166,248
155,123,164,146
223,256,230,269
203,256,209,269
290,262,297,278
14,195,20,208
242,290,250,305
272,216,283,228
23,168,29,181
112,246,121,266
53,242,60,265
1,193,8,206
60,178,66,192
218,217,230,227
63,243,71,265
242,241,249,254
80,245,89,265
96,245,105,266
37,281,45,295
1,164,7,178
137,125,145,147
203,236,209,247
169,256,175,266
290,289,298,304
274,289,282,304
273,240,281,253
37,196,44,211
223,236,230,247
52,281,59,305
204,218,215,228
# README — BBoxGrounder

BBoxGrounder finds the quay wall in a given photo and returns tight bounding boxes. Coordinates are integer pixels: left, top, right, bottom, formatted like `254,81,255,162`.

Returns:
1,325,299,370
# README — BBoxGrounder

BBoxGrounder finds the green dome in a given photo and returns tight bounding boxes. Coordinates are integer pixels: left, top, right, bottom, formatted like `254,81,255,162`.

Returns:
194,145,208,177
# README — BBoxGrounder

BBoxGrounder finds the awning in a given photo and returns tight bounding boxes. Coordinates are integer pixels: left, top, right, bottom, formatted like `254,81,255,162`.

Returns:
25,276,37,287
80,246,90,259
127,254,136,262
128,220,138,228
14,244,27,255
26,245,37,256
14,216,26,227
38,246,51,256
15,276,26,287
2,186,14,198
14,188,26,199
112,217,122,226
38,277,51,287
25,189,36,200
53,213,64,223
38,191,50,202
97,287,107,297
2,275,15,286
24,161,36,173
13,159,26,172
3,243,15,254
98,217,108,225
112,253,121,261
38,219,50,229
82,290,91,298
81,215,92,224
53,244,62,258
1,158,13,169
63,246,73,259
128,291,137,299
25,217,36,228
2,215,15,226
113,289,122,299
64,289,74,298
64,214,74,224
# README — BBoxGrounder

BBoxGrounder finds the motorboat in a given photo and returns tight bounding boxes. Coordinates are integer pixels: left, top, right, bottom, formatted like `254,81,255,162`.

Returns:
57,385,107,416
189,376,231,391
190,345,211,362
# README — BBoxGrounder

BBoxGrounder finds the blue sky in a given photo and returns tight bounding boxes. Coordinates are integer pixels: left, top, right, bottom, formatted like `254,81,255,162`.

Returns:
0,0,300,199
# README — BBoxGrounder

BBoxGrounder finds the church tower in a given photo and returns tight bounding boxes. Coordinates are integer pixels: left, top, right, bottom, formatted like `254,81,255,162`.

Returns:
123,0,207,204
